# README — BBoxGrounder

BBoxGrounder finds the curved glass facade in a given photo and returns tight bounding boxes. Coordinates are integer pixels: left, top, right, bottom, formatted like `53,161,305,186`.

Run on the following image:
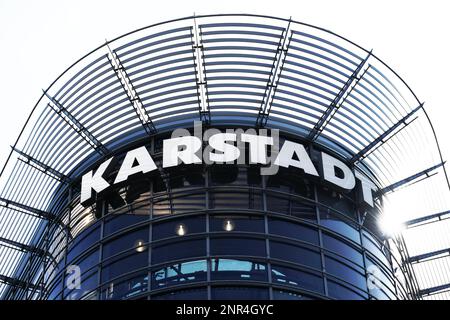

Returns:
42,134,406,300
2,14,448,300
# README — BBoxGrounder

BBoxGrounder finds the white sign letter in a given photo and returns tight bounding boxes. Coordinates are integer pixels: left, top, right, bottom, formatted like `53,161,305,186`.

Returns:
209,133,240,163
321,152,355,190
274,141,319,176
80,158,114,204
163,136,202,168
241,134,273,164
355,171,377,207
114,146,157,184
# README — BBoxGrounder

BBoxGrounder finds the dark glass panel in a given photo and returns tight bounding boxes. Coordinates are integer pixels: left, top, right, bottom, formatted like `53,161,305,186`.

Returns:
210,191,262,210
103,273,148,300
103,227,148,259
67,226,100,263
152,288,208,300
101,252,148,283
320,208,361,244
273,290,313,300
210,215,264,233
325,256,367,290
152,260,207,289
152,239,206,265
322,234,364,266
211,259,267,281
211,165,239,185
210,238,266,257
65,271,98,300
271,264,324,294
211,286,269,300
171,193,206,213
268,218,319,244
317,186,356,220
104,214,148,236
270,241,321,269
327,280,367,300
77,249,99,275
152,216,205,240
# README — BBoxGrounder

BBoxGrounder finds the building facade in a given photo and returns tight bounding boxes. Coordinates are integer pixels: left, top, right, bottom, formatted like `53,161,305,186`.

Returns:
1,14,449,300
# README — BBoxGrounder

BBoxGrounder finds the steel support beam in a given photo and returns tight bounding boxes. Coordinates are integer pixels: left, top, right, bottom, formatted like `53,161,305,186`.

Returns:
191,19,211,124
409,247,450,263
106,45,157,135
44,91,109,156
307,51,372,141
0,237,46,256
256,19,292,127
0,197,63,226
377,162,446,196
11,146,71,184
406,210,450,228
350,104,423,163
420,283,450,297
0,274,42,292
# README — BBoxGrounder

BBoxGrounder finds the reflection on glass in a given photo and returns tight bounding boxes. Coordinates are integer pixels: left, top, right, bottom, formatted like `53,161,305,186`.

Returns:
152,260,207,288
211,259,267,281
223,219,234,231
135,240,147,253
104,275,148,300
176,224,186,236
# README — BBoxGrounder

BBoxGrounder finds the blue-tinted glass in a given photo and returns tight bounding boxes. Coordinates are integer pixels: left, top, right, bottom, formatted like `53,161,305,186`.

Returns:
77,249,99,275
318,187,356,220
210,215,264,233
152,216,205,240
103,274,148,300
152,288,208,300
325,256,367,290
322,234,363,266
104,214,148,236
152,260,207,289
67,226,100,263
363,233,391,268
210,191,262,210
268,218,319,244
270,241,321,269
65,271,98,300
271,264,324,294
211,287,269,300
327,280,367,300
101,252,148,283
48,278,62,300
103,227,148,259
210,238,266,256
211,259,267,281
152,239,206,264
273,290,313,300
320,210,361,244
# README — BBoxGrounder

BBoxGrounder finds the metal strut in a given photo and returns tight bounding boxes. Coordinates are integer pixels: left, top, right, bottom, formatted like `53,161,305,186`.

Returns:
0,237,46,256
43,91,109,156
350,103,423,163
409,247,450,263
0,274,42,292
11,146,71,184
0,197,64,226
191,17,211,124
405,209,450,228
420,283,450,297
256,18,292,128
106,44,157,135
377,162,446,196
307,50,372,141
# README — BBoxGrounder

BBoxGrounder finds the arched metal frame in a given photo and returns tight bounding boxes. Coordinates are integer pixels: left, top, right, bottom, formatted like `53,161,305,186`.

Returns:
0,14,449,300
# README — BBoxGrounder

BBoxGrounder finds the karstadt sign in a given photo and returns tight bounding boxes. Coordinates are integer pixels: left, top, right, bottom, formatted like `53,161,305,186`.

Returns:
80,126,377,208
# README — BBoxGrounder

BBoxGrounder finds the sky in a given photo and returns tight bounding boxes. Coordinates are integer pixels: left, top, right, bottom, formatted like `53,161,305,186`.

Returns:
0,0,449,171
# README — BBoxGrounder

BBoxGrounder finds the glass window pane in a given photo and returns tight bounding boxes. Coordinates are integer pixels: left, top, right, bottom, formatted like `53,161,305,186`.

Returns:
152,260,207,289
210,238,266,257
320,209,361,244
273,290,313,300
103,227,148,259
152,239,206,265
152,216,205,240
152,288,208,300
103,273,148,300
325,256,367,290
211,259,267,281
104,214,148,236
322,234,363,266
270,241,321,269
67,226,100,263
268,218,319,245
211,286,269,299
210,215,264,233
327,280,367,300
271,264,324,294
101,252,148,283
